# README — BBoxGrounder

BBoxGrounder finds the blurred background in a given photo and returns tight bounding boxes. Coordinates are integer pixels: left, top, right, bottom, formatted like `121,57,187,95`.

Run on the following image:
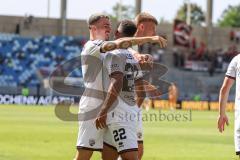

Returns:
0,0,239,109
0,1,240,160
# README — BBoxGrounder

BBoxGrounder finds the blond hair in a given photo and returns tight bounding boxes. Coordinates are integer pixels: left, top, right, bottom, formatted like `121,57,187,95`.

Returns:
135,12,158,26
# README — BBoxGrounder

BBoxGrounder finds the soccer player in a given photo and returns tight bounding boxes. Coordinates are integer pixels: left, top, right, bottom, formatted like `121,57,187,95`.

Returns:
75,13,167,160
98,19,141,160
218,54,240,156
130,12,160,160
98,19,162,160
168,83,178,109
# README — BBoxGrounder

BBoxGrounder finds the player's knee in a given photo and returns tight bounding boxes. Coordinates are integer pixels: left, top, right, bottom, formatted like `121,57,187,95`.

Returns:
138,143,144,160
74,155,90,160
74,149,92,160
121,157,138,160
102,143,119,160
74,154,85,160
102,151,118,160
138,150,143,160
120,151,138,160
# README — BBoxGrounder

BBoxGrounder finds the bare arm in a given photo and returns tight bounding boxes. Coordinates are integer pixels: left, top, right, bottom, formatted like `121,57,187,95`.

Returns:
133,52,159,107
135,79,146,107
219,77,234,115
95,73,123,129
101,36,167,52
135,79,162,107
129,48,153,70
218,76,234,132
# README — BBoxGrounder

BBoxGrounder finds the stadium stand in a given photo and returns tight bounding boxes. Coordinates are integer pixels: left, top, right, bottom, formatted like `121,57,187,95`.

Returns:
0,32,235,102
160,51,235,101
0,33,85,88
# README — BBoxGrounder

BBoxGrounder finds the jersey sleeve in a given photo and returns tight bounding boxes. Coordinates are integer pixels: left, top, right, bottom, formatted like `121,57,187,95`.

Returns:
127,48,144,81
84,40,105,57
132,45,139,52
104,53,125,76
226,55,238,79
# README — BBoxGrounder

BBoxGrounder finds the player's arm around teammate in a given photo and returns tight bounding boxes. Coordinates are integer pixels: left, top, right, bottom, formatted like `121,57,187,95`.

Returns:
101,20,142,160
133,12,162,160
86,13,166,56
101,35,167,53
75,13,165,160
75,13,144,160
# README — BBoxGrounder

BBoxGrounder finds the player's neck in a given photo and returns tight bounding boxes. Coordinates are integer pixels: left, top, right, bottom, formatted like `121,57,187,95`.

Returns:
90,33,106,41
89,32,96,41
134,30,144,37
89,31,95,41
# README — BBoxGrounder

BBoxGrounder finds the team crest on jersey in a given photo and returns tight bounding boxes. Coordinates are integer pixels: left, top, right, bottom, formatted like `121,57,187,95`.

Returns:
89,139,96,146
126,53,133,59
137,132,142,139
111,64,119,68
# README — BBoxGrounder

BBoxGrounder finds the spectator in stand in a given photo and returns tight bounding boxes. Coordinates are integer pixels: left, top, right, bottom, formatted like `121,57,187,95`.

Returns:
236,31,240,44
15,23,20,34
153,49,163,62
188,49,195,60
191,37,196,49
173,48,179,67
230,30,235,41
180,50,185,67
195,41,206,60
216,50,223,69
229,45,238,59
168,83,178,109
208,53,217,76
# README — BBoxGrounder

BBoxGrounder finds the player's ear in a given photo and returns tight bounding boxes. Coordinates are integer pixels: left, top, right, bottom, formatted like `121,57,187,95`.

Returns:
114,31,117,39
140,23,144,31
115,30,120,39
90,25,97,31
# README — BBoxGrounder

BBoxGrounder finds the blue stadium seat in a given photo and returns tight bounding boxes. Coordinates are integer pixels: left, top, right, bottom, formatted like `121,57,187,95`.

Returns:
0,33,85,87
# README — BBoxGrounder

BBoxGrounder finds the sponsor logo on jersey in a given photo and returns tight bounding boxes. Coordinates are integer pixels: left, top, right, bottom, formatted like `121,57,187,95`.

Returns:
118,142,124,148
126,53,133,59
123,95,135,102
137,132,142,139
89,139,96,146
111,64,119,69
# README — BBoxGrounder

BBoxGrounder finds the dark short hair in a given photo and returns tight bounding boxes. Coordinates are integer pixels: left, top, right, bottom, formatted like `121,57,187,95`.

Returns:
117,19,137,37
87,13,109,27
135,12,158,26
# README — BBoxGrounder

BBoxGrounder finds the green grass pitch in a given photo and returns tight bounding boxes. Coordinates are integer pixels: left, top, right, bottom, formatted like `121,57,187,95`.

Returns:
0,104,237,160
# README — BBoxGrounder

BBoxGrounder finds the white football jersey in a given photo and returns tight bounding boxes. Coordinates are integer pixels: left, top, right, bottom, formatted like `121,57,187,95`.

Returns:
102,49,141,124
226,54,240,105
225,54,240,153
79,40,105,113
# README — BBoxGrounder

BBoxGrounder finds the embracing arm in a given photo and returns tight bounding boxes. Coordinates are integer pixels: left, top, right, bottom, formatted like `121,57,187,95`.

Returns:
101,36,167,52
135,79,146,107
135,79,162,107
